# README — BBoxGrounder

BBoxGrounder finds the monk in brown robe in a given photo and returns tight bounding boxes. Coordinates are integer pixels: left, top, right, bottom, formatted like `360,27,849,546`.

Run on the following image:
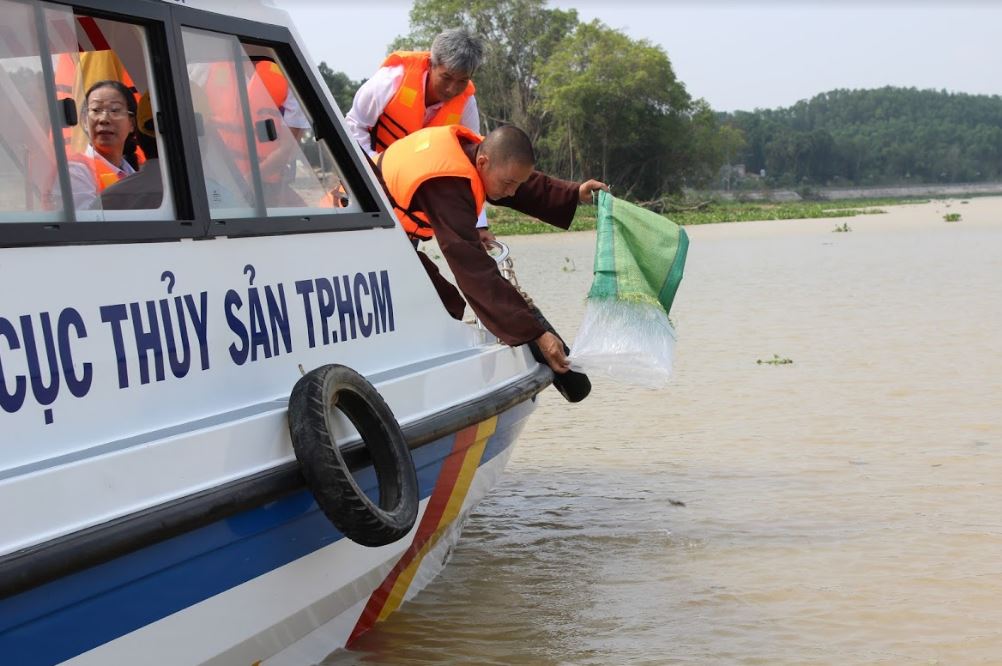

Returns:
377,125,607,375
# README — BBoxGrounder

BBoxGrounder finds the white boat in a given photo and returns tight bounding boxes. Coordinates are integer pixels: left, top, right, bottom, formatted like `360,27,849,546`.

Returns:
0,1,552,663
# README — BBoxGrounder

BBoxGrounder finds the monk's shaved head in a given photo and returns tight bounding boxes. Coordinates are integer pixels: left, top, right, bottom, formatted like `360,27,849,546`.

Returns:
480,125,535,168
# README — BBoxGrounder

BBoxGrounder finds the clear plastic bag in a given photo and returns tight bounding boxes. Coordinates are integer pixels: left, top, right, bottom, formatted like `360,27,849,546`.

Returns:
568,298,677,389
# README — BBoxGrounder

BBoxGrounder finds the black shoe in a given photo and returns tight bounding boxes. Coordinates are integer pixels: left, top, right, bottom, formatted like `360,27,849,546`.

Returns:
526,306,592,403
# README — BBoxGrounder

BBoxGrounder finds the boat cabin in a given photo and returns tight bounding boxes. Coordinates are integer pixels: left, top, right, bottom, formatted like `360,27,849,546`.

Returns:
0,1,550,663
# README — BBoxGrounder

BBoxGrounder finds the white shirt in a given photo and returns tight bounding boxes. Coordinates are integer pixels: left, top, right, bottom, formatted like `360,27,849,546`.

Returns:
345,64,486,228
69,144,136,209
280,93,310,129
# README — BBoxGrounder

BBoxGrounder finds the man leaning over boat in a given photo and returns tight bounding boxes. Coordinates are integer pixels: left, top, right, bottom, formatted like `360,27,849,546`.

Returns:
376,123,607,382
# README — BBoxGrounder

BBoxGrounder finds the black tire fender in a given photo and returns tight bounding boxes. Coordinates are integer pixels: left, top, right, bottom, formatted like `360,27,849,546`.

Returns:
288,364,418,547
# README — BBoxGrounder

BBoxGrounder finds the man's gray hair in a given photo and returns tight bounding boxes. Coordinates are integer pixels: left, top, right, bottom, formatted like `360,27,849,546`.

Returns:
430,28,484,74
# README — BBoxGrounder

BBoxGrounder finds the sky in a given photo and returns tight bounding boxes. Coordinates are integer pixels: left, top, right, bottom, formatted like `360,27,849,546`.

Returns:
284,1,1002,112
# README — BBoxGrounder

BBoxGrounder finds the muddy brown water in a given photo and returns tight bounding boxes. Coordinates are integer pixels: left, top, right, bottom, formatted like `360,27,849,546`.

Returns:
328,197,1002,665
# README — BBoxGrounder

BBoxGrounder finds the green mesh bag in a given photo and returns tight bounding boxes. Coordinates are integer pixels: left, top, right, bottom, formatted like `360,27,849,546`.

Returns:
569,191,689,387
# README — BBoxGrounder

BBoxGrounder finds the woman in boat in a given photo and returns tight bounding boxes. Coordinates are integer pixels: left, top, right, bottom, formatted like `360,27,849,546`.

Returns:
99,92,163,210
68,79,140,209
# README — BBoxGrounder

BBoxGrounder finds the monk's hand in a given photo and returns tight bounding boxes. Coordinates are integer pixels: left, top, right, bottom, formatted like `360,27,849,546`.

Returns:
535,331,570,374
578,179,610,204
477,226,496,250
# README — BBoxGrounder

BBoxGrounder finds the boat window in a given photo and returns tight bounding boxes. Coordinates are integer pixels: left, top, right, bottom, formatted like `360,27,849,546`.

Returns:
0,0,66,221
181,27,358,220
0,1,175,223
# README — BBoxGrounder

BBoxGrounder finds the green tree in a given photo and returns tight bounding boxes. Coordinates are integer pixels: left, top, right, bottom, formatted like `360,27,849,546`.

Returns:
317,61,362,113
536,20,691,195
726,87,1002,185
686,100,747,188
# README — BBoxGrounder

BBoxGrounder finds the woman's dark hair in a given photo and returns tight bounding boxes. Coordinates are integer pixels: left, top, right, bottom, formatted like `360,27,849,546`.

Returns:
84,79,140,171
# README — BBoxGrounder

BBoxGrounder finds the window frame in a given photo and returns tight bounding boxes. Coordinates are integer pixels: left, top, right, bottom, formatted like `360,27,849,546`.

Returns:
0,0,200,246
171,3,387,238
0,0,392,248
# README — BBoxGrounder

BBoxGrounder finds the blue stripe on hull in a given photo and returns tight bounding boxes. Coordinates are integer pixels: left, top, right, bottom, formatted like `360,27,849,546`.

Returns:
0,399,533,665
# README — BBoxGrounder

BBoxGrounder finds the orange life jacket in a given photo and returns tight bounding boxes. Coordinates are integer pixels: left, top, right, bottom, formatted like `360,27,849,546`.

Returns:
68,152,126,192
378,125,485,241
370,51,476,154
252,59,289,112
204,60,288,186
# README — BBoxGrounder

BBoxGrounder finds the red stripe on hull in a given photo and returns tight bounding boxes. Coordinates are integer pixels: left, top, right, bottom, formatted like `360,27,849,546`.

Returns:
347,425,480,644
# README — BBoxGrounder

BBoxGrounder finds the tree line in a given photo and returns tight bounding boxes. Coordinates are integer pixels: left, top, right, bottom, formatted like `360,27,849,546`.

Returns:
316,0,1002,198
724,87,1002,187
317,0,738,200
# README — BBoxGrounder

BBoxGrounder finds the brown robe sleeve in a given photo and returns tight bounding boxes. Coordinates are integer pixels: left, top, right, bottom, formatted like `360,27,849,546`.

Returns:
416,250,468,321
489,170,581,229
411,177,547,346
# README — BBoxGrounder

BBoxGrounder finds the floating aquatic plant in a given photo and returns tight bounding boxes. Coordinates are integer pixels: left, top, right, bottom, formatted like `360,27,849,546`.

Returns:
757,354,793,365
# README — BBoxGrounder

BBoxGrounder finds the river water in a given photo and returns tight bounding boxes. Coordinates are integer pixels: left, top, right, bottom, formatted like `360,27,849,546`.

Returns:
330,197,1002,664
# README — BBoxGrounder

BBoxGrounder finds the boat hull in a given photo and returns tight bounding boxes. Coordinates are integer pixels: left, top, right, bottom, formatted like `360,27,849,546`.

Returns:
0,398,535,666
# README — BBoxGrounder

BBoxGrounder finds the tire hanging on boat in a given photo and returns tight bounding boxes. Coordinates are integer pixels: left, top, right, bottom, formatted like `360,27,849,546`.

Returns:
288,364,418,547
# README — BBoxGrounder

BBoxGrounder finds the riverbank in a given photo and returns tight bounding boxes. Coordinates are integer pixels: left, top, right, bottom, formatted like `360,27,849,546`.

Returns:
730,180,1002,202
487,194,991,235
